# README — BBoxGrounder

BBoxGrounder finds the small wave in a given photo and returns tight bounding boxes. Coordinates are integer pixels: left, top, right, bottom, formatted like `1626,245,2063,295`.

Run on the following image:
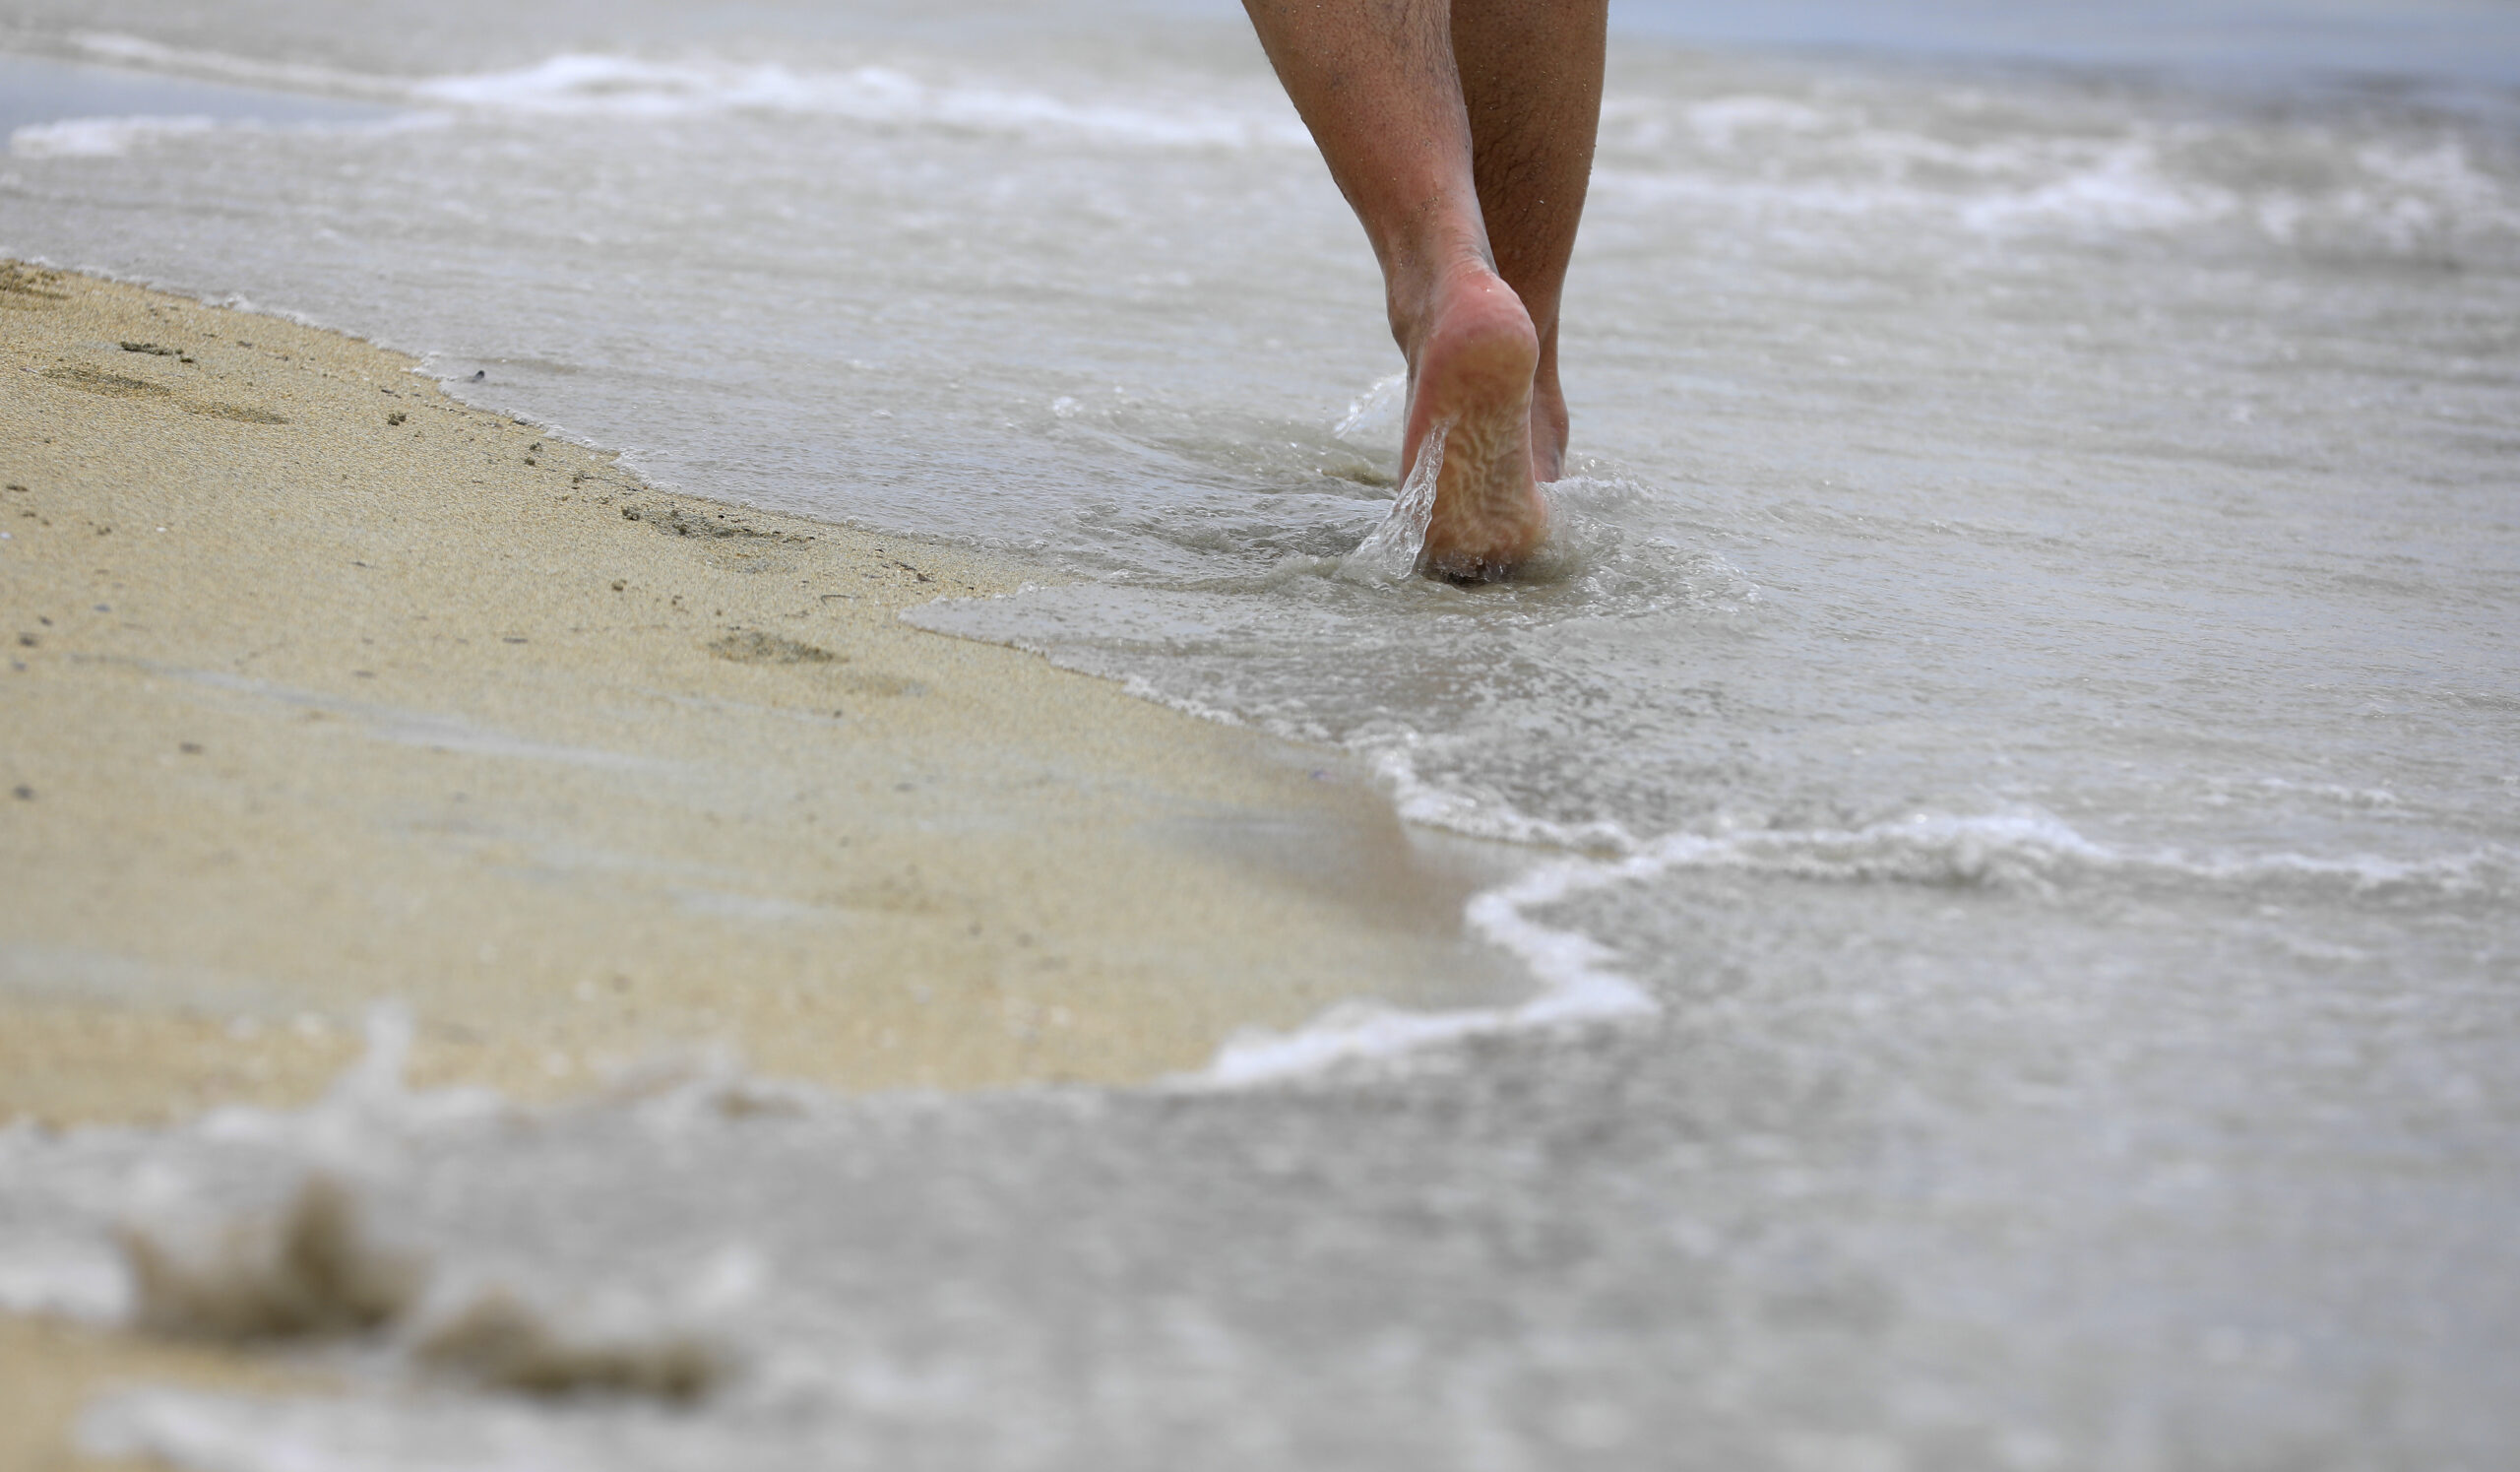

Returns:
1,1009,775,1412
70,31,405,100
1357,733,1640,854
1196,806,2514,1083
1192,850,1659,1087
9,114,213,159
57,31,1309,151
1605,811,2518,907
1594,87,2520,258
408,53,1309,150
1354,695,2517,909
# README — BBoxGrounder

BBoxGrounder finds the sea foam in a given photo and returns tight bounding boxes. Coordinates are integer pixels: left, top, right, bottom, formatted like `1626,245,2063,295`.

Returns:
407,53,1307,150
9,114,213,159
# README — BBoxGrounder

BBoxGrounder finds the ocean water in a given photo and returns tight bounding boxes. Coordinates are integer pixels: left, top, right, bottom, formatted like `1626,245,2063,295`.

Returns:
4,2,2519,1467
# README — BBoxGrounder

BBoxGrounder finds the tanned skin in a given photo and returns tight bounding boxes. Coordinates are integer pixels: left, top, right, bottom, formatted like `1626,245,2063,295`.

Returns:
1241,0,1605,577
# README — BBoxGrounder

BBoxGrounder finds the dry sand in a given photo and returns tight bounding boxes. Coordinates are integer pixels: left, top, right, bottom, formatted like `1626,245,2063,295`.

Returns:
0,262,1522,1466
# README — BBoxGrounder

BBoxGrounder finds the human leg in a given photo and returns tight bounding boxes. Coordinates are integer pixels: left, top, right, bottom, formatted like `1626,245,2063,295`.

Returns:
1451,0,1605,481
1240,0,1549,577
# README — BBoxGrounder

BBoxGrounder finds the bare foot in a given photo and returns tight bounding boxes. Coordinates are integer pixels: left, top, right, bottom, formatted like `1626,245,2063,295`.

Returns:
1400,265,1550,581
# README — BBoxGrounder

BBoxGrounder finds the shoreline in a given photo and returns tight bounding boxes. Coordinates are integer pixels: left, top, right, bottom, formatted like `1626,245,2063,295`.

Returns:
1,262,1527,1466
2,261,1528,1122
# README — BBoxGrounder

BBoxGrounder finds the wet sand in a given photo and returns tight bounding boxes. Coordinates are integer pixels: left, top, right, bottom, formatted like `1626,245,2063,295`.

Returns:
0,263,1516,1464
0,1313,327,1472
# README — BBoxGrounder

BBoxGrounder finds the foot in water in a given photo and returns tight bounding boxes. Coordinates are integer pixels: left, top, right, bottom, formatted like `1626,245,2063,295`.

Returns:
1400,265,1552,582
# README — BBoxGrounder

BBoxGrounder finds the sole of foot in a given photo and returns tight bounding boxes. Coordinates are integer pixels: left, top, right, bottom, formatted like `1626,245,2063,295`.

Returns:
1403,271,1551,582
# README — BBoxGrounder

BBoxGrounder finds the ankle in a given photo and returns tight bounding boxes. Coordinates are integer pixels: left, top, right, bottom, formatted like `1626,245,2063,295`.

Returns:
1385,239,1514,362
1531,367,1569,475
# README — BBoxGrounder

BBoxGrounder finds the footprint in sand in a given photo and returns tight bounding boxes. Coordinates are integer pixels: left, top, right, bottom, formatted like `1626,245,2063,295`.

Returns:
40,363,289,424
707,630,839,666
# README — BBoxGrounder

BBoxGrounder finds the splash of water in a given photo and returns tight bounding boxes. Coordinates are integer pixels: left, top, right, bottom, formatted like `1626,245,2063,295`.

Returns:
1336,419,1443,584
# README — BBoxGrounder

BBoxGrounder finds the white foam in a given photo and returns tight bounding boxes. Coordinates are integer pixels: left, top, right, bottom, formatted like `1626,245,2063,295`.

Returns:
1355,734,1640,855
1594,94,2520,253
1113,672,1247,728
1193,839,1674,1087
185,1005,511,1162
1188,807,2090,1088
1355,711,2520,907
0,1242,128,1319
1615,811,2520,904
10,114,214,159
1192,803,2515,1085
70,31,402,99
1959,140,2233,235
407,54,1308,150
1684,96,1833,150
53,31,1308,153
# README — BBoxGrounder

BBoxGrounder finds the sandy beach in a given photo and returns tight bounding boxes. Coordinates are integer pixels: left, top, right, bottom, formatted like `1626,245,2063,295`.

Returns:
0,263,1517,1465
6,1,2512,1460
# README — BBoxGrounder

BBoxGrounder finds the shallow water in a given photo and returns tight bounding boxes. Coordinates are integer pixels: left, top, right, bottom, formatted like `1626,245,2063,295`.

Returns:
3,1,2518,1467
